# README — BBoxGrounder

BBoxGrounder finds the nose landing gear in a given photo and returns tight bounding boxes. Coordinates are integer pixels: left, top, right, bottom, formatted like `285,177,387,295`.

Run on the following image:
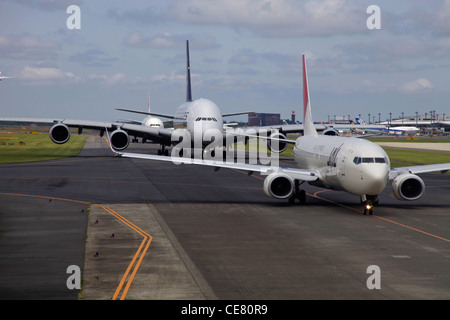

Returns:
363,202,373,215
361,194,378,215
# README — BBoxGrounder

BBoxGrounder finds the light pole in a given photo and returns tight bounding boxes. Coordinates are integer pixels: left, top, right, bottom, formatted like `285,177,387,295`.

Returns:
389,112,392,133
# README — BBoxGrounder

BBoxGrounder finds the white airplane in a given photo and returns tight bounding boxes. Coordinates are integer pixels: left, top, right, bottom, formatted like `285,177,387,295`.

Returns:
109,54,450,215
116,40,253,155
0,40,384,156
119,92,164,128
0,41,251,155
0,72,13,81
386,126,421,135
355,118,420,135
117,91,165,144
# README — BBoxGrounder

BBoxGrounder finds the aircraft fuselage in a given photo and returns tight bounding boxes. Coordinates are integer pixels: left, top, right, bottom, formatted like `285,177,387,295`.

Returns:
293,135,390,197
174,98,224,147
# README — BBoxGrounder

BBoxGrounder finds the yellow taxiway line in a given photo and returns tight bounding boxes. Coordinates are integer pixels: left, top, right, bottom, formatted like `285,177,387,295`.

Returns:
0,192,152,300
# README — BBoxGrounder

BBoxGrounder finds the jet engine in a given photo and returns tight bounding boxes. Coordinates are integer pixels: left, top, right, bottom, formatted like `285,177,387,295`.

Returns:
263,173,294,199
322,128,339,136
392,173,425,201
110,129,130,151
267,132,288,153
49,123,71,144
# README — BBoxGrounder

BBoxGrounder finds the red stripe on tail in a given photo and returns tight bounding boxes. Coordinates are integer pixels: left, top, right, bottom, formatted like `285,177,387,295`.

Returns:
302,55,308,119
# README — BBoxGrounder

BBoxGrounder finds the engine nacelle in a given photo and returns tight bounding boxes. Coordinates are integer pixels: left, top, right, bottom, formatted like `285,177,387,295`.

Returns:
49,123,71,144
263,173,294,199
267,132,288,153
110,129,130,151
322,128,339,136
392,173,425,201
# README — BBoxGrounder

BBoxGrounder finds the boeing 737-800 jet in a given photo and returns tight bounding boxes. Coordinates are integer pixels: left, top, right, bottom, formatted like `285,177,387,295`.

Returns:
110,55,450,215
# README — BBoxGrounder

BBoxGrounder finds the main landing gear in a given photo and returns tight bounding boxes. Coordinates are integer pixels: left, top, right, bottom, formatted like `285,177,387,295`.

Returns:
361,194,379,215
158,144,169,156
289,180,306,205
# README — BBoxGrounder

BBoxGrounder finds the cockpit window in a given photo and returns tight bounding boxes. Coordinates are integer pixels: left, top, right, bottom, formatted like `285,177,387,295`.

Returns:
354,156,387,165
353,157,361,165
195,117,218,122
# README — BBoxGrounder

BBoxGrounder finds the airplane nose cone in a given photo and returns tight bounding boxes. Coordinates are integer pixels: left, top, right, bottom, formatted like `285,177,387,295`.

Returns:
363,166,389,195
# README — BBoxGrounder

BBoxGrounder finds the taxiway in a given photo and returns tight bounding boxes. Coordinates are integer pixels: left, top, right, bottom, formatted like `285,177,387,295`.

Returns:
0,135,449,299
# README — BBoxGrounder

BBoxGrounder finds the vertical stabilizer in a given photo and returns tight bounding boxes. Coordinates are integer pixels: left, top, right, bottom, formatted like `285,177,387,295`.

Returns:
186,40,193,102
302,55,318,136
148,91,151,113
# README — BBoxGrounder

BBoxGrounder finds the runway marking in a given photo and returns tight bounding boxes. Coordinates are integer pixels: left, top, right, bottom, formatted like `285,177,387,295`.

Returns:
231,168,264,180
372,215,450,243
311,190,450,243
229,170,450,244
98,205,152,300
0,192,153,299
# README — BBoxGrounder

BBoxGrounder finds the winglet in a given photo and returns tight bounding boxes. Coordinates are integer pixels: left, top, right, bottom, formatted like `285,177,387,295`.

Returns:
302,55,318,136
186,40,193,102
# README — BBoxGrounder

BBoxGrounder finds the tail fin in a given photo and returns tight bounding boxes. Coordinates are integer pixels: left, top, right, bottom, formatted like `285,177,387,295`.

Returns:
302,55,318,136
186,40,193,102
355,117,366,125
148,91,151,113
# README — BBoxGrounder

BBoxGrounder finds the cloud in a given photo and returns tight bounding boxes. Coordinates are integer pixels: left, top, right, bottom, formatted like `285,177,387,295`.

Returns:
69,49,118,67
169,0,366,37
126,32,219,50
151,71,185,82
88,73,127,86
5,0,83,11
0,33,59,60
107,5,167,25
401,78,434,93
428,0,450,35
19,66,80,83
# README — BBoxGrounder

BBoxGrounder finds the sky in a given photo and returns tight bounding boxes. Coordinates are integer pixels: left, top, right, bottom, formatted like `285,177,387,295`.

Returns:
1,0,450,124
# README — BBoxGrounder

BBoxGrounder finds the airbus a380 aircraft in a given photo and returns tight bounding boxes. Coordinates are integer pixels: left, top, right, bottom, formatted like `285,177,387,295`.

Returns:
110,55,450,215
0,41,250,155
0,40,384,156
119,92,164,128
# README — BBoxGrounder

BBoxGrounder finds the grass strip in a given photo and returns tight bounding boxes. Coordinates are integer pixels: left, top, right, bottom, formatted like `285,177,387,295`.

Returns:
0,133,86,164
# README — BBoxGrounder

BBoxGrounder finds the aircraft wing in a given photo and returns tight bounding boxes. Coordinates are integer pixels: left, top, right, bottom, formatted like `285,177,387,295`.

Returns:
0,117,173,144
241,123,387,135
389,163,450,179
112,146,319,182
222,111,254,117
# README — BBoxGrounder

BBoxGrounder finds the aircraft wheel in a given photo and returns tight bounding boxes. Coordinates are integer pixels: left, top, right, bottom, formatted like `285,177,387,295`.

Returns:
288,195,296,205
288,189,306,205
298,190,306,204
